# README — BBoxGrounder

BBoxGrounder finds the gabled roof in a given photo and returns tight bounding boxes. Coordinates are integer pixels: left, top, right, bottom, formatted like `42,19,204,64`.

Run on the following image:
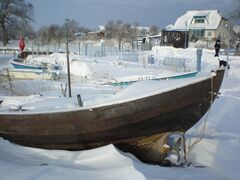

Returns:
171,10,223,31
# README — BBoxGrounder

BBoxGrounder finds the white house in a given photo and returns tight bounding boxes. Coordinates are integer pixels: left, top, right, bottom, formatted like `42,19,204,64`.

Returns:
171,10,230,42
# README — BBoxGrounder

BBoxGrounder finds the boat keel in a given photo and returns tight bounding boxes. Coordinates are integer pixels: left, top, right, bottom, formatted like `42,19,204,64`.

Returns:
115,132,186,166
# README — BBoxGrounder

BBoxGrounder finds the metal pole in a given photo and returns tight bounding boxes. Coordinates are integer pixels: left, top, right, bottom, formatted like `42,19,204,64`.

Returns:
184,21,188,49
226,23,230,77
66,18,72,97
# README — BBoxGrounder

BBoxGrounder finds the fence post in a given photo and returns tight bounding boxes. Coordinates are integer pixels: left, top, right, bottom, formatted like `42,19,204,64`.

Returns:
37,43,40,55
77,94,83,107
85,44,88,55
6,69,13,96
196,49,202,72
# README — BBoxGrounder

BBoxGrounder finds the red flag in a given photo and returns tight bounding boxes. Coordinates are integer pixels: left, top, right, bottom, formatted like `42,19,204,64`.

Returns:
19,37,25,52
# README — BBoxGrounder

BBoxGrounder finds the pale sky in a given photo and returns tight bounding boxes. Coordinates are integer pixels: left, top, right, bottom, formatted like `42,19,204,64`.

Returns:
28,0,235,30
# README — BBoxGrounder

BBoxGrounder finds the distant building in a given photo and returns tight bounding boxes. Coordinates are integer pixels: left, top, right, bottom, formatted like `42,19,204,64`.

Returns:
169,10,230,44
161,30,188,48
88,25,105,38
172,10,229,41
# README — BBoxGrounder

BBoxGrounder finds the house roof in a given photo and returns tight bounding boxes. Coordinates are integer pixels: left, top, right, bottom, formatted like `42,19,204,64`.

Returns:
171,10,223,31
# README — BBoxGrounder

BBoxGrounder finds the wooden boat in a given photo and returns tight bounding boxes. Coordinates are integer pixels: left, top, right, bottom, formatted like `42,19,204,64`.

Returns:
0,69,224,164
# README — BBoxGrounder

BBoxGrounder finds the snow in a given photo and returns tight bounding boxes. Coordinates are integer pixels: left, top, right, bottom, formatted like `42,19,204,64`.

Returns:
0,46,240,179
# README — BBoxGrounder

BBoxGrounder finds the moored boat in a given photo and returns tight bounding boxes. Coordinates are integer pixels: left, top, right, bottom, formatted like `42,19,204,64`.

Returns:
7,58,61,80
0,69,224,164
9,58,47,70
110,71,198,86
2,68,60,80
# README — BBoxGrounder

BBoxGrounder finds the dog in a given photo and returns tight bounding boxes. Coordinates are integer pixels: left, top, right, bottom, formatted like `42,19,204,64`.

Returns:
219,60,230,69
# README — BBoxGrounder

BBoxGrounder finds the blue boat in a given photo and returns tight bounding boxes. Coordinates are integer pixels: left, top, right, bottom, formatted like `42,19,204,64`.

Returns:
9,58,47,70
8,58,61,80
111,71,198,87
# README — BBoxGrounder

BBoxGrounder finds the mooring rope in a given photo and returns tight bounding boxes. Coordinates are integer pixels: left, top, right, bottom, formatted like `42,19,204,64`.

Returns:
185,72,215,161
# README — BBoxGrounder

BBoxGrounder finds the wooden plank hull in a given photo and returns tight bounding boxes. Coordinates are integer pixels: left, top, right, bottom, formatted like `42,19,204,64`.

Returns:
0,70,224,150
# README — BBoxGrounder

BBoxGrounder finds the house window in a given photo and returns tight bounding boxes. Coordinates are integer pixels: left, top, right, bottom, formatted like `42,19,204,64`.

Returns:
194,18,205,24
208,32,212,36
190,29,205,41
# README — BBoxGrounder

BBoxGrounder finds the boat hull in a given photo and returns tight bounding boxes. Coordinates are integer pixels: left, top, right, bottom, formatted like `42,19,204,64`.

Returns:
4,68,57,80
0,70,224,151
9,58,46,70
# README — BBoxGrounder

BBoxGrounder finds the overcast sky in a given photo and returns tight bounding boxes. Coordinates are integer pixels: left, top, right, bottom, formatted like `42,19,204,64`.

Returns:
28,0,236,30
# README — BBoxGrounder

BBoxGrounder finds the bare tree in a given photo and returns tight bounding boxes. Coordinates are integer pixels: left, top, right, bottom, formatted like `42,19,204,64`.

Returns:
47,24,64,46
105,20,132,50
129,22,140,49
0,0,34,46
37,26,48,46
230,0,240,55
4,19,35,40
149,25,159,36
62,19,80,41
230,0,240,21
105,20,115,39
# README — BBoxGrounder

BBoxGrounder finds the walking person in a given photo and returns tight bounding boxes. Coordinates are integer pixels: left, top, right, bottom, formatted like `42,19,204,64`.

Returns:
214,39,221,57
18,37,25,58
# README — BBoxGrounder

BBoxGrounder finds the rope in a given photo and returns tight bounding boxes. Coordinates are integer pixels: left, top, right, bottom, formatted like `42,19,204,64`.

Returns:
185,73,215,160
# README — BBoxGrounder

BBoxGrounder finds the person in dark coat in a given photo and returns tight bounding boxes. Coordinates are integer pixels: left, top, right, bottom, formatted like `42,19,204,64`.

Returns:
214,39,221,57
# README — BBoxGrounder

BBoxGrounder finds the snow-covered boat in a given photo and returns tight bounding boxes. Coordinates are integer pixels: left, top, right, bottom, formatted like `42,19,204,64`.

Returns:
0,69,224,164
9,58,47,70
7,58,61,80
110,71,198,86
2,68,60,80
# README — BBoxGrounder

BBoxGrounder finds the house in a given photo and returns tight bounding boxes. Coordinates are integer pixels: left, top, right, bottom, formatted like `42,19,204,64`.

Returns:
161,30,189,48
170,10,230,44
87,25,105,39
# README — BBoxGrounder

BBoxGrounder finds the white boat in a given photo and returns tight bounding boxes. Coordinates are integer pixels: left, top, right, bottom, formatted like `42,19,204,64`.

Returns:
2,68,60,80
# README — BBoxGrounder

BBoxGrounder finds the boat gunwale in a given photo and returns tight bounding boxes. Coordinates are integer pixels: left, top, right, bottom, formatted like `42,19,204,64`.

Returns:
0,72,218,116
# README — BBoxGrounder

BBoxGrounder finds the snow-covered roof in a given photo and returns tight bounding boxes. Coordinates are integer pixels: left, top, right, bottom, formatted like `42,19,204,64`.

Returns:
98,25,105,31
136,26,150,32
172,10,223,31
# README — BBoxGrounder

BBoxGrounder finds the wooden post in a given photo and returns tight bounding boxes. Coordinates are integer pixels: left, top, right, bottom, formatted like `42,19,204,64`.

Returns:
66,18,72,98
77,94,83,107
6,69,13,96
182,132,187,164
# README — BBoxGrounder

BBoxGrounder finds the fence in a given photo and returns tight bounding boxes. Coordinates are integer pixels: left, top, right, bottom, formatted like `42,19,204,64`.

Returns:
0,41,199,72
0,41,122,57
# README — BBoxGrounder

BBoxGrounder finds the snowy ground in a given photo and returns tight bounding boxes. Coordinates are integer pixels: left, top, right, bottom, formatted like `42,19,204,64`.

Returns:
0,46,240,179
